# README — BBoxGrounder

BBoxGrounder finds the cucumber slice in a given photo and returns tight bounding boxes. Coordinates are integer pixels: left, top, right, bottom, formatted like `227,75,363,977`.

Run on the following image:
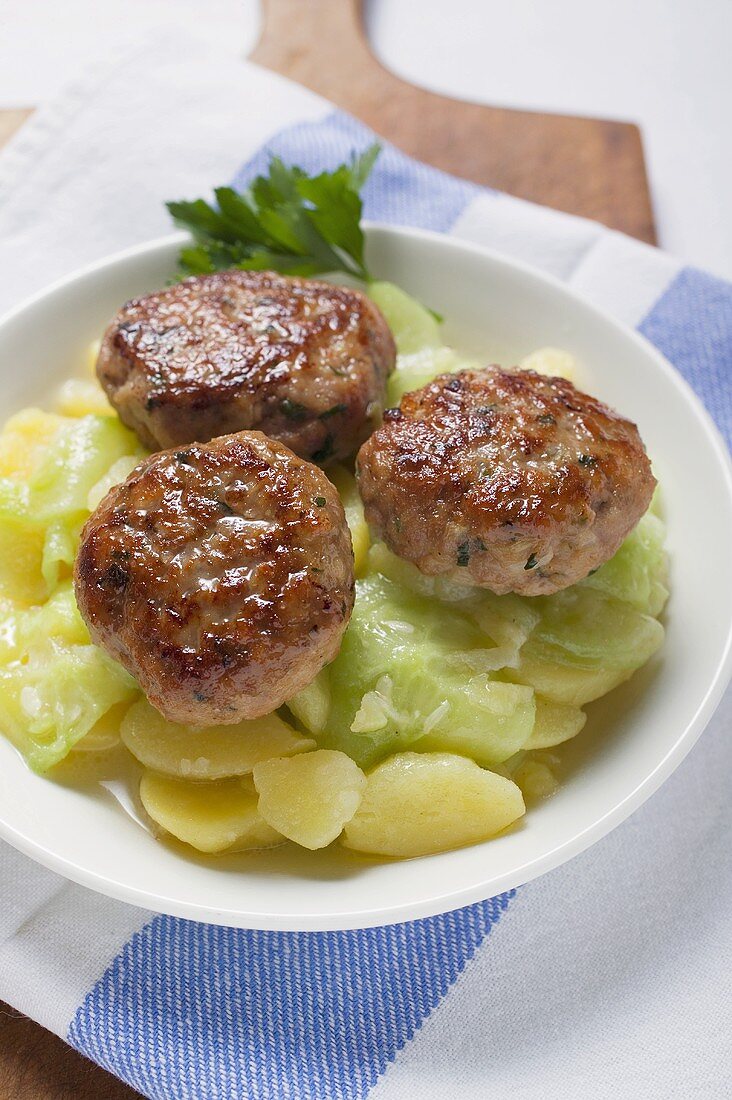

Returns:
0,640,137,772
367,280,441,354
291,574,536,768
0,411,143,602
530,588,665,671
368,541,476,603
366,281,479,404
0,522,47,606
286,668,330,733
386,346,477,405
328,464,369,576
28,415,142,522
414,679,535,767
578,511,668,616
0,581,138,771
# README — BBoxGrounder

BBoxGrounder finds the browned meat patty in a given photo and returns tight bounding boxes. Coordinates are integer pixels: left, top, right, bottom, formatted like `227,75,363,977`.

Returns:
96,270,396,463
356,367,655,596
74,431,355,725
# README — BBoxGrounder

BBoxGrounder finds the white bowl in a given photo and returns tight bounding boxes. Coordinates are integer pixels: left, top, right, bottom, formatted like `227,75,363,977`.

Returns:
0,226,730,931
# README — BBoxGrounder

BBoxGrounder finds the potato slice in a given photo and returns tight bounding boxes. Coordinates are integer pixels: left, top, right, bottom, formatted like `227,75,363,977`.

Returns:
139,771,283,854
121,698,315,780
342,752,525,858
0,408,64,480
525,697,586,750
0,523,47,606
55,378,112,418
73,699,133,753
253,749,366,850
513,758,560,803
520,346,577,381
506,654,630,707
86,338,102,374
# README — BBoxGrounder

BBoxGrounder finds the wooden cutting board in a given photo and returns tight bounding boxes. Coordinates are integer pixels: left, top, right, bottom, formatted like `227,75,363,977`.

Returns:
0,3,656,1098
251,0,656,242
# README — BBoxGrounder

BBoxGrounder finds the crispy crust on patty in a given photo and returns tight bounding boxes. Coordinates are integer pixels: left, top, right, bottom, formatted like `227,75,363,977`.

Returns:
356,367,655,595
75,431,355,724
96,269,395,463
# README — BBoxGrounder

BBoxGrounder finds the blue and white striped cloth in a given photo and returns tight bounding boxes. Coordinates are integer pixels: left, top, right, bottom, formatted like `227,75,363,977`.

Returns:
0,31,730,1099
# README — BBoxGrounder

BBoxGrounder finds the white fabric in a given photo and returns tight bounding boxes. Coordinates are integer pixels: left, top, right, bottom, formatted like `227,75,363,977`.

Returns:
0,33,328,314
0,845,149,1035
372,711,732,1099
0,28,729,1096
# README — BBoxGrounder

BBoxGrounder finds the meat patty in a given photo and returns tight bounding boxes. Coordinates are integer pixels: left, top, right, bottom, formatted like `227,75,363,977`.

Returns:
74,431,355,725
356,367,655,596
96,269,396,463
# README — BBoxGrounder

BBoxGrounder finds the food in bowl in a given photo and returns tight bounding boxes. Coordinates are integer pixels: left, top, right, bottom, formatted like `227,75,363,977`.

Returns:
0,279,667,861
0,151,668,865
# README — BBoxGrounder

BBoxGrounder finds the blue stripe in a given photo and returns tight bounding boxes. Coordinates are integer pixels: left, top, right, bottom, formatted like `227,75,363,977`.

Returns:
68,895,513,1100
638,266,732,444
230,111,479,232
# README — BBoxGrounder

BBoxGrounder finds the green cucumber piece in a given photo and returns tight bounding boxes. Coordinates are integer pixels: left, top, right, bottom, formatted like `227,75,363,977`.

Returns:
290,574,536,768
368,280,441,354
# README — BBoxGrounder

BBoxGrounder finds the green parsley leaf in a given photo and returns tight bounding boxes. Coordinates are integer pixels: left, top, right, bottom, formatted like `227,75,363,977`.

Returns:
166,145,382,281
280,398,308,421
311,436,334,464
319,403,347,420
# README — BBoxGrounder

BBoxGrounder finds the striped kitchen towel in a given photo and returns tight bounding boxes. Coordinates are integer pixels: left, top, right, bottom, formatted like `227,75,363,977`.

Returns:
0,29,730,1100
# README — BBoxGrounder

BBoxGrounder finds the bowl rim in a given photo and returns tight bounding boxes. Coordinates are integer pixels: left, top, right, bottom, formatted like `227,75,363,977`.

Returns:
1,222,731,930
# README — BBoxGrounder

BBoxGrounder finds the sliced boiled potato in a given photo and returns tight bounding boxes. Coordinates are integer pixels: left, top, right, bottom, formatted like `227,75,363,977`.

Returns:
55,378,112,418
73,699,134,753
0,522,47,606
513,758,559,803
0,408,65,480
121,698,315,780
342,752,525,858
328,464,370,577
505,654,631,707
253,749,366,850
520,346,577,381
139,771,283,854
525,697,586,750
86,338,102,374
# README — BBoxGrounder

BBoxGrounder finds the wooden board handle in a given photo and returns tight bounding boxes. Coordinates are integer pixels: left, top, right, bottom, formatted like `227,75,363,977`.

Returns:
253,0,372,75
251,0,656,244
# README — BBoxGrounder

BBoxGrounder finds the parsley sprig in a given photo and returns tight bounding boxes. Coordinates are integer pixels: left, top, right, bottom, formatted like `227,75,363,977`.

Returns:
166,145,380,281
